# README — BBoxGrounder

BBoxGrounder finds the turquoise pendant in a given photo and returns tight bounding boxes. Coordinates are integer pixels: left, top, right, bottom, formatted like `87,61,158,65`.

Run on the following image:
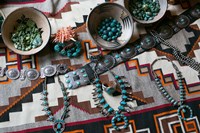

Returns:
53,119,65,133
111,111,129,130
177,105,193,120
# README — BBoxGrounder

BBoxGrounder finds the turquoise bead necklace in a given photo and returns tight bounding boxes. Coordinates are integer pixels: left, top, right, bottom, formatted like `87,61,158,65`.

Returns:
41,75,70,133
54,40,82,58
151,58,193,120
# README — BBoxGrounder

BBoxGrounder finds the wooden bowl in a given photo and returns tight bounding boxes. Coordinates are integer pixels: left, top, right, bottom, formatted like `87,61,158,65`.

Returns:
1,7,51,55
87,2,134,50
125,0,167,24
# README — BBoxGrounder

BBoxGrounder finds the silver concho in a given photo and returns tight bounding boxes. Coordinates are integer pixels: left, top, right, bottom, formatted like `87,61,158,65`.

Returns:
175,15,190,28
97,55,116,70
190,7,200,18
6,68,20,80
141,35,156,50
158,25,174,39
120,47,136,59
43,65,56,77
26,69,39,81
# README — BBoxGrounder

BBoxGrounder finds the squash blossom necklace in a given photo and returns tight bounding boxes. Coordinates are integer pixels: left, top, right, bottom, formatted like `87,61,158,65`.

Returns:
90,55,134,130
41,75,70,133
151,58,193,120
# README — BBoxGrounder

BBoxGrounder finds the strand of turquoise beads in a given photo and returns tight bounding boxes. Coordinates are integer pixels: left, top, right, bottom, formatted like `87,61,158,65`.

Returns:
54,40,82,58
41,76,70,133
151,58,193,120
92,72,133,130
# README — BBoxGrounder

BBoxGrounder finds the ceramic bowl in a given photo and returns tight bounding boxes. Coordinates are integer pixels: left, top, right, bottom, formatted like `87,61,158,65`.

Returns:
1,7,51,55
0,10,5,36
87,2,134,50
126,0,167,24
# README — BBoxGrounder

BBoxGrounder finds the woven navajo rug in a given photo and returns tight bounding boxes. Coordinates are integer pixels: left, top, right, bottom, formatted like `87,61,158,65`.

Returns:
0,0,200,133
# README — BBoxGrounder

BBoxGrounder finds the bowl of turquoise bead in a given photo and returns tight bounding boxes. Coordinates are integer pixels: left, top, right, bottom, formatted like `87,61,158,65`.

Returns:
126,0,167,24
87,2,134,50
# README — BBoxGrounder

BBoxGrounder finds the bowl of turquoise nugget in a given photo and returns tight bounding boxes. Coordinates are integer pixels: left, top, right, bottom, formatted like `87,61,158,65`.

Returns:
127,0,168,24
1,7,51,55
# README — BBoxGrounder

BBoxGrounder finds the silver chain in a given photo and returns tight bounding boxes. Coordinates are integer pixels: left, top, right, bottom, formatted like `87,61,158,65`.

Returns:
150,30,200,74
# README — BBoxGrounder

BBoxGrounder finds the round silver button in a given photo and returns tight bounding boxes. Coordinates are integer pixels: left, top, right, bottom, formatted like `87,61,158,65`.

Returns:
141,35,156,50
120,47,136,59
43,65,56,77
97,55,116,70
26,69,39,81
190,7,200,18
6,68,20,80
158,25,174,39
176,15,190,28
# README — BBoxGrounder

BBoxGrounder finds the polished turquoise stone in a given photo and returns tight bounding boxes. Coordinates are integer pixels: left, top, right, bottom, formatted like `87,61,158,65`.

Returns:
104,103,109,109
54,45,61,52
118,106,125,111
47,111,51,115
64,96,68,101
76,81,80,86
120,101,127,105
115,54,120,59
80,69,85,73
98,94,103,98
100,98,105,104
83,74,88,77
118,79,123,84
115,75,119,79
108,107,114,113
66,79,70,83
57,123,62,129
122,95,128,100
96,83,101,88
96,88,102,93
68,84,73,89
122,90,127,94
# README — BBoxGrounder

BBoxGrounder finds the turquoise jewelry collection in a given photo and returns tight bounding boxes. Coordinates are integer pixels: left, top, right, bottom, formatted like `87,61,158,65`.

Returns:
151,58,193,120
41,75,70,133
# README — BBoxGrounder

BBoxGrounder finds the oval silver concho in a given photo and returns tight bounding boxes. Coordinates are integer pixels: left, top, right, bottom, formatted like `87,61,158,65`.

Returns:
141,35,156,50
43,65,57,77
175,15,190,28
6,68,20,80
26,69,40,81
120,47,136,59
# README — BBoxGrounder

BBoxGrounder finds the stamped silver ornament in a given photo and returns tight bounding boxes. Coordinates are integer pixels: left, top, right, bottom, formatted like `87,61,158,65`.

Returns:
6,68,20,80
43,65,57,77
26,69,40,80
